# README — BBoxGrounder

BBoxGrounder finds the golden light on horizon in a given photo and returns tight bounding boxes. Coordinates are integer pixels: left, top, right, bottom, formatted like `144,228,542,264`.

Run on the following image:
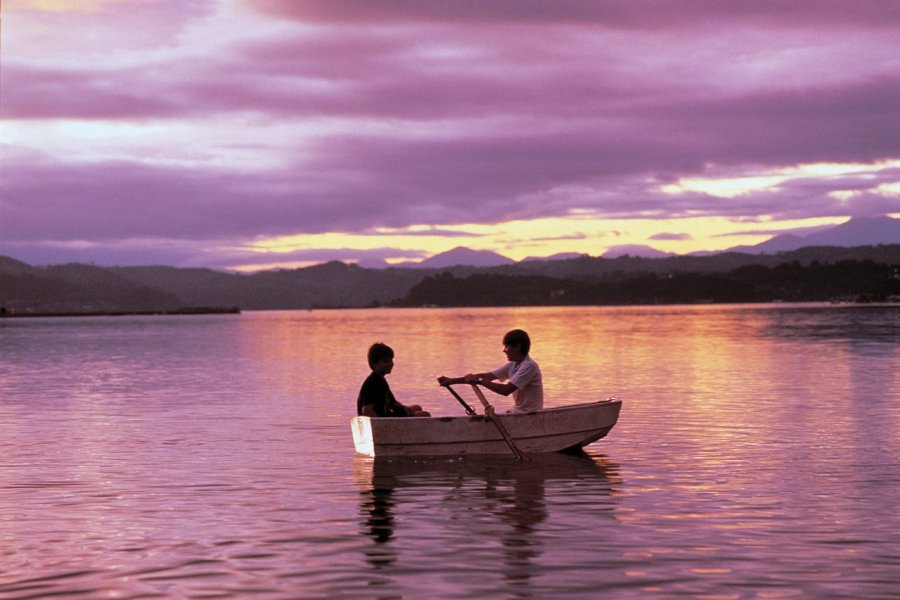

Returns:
227,160,898,272
232,157,900,272
227,212,864,273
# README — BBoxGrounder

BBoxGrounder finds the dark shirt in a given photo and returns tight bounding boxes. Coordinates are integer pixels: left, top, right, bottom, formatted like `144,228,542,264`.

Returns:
357,371,409,417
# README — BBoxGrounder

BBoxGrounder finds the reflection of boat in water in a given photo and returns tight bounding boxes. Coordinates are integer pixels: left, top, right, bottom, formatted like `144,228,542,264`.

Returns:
351,399,622,457
355,451,621,579
359,450,619,486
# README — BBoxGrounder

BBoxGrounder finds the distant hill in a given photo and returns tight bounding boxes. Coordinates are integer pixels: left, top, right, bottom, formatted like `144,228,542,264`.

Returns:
803,216,900,246
509,245,900,281
0,261,184,314
727,216,900,254
602,245,673,259
521,252,588,262
409,246,515,269
110,261,425,310
395,259,900,307
2,244,898,314
0,256,33,276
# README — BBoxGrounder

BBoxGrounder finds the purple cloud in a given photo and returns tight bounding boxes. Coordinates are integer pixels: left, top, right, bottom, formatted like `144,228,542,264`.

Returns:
1,0,898,268
247,1,900,29
650,233,692,242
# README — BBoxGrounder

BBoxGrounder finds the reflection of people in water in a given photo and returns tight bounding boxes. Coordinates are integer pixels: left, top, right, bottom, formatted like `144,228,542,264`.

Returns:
355,452,619,588
360,481,397,569
488,467,548,588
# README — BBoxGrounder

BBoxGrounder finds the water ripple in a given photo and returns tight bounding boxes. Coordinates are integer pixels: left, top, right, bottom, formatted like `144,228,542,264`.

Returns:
1,306,898,598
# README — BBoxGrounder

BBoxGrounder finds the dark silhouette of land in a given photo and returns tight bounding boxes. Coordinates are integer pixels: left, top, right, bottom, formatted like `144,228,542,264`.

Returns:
393,259,899,307
1,245,898,316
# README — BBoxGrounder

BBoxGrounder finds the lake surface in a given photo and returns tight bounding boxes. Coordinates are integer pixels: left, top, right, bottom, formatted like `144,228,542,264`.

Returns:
1,304,898,599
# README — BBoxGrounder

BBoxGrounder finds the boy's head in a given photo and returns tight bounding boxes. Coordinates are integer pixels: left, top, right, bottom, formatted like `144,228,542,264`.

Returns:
502,329,531,356
367,342,395,373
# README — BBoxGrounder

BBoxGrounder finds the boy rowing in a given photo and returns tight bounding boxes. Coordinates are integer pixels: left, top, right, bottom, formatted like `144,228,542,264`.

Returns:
438,329,543,414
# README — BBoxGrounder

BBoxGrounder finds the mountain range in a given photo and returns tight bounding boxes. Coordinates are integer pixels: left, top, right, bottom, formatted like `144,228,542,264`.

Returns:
408,246,517,268
415,216,899,266
2,242,898,314
1,216,898,314
720,215,900,255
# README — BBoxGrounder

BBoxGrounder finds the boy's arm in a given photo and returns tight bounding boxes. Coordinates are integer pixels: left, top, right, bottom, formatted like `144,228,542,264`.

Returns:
438,372,497,386
477,378,516,396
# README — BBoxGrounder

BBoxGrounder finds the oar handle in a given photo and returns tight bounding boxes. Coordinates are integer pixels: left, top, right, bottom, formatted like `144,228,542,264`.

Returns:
443,384,477,416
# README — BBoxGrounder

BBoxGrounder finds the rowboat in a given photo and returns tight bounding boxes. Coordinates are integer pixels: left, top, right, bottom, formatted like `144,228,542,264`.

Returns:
351,398,622,457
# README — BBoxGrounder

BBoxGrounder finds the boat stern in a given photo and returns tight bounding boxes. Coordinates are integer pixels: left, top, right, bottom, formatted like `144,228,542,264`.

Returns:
351,416,375,456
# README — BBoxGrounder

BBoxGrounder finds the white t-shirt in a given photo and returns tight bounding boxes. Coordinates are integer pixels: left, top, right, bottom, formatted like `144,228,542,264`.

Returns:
492,355,543,413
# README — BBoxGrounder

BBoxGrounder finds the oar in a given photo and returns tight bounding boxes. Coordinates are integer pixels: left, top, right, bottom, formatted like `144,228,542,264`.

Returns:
470,383,529,462
443,384,477,416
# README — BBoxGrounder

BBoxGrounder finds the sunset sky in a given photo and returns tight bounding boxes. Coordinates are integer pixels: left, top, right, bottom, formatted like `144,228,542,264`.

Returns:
1,0,898,271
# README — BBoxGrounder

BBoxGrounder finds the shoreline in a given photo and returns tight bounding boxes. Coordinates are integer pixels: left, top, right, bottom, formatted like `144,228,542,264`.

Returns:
0,306,241,318
2,299,897,318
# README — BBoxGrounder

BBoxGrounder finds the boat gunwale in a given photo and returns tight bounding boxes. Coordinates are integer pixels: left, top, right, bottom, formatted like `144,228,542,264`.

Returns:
356,398,622,424
372,425,615,450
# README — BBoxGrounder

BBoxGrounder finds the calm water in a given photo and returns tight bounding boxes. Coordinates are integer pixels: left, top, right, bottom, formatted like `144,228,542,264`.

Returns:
1,305,898,599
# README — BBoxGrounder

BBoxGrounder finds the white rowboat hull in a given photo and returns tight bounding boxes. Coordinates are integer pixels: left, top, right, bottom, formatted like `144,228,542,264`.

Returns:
351,399,622,457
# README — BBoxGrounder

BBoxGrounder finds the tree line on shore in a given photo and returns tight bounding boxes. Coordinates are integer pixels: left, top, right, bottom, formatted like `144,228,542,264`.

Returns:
1,247,898,315
391,260,900,307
